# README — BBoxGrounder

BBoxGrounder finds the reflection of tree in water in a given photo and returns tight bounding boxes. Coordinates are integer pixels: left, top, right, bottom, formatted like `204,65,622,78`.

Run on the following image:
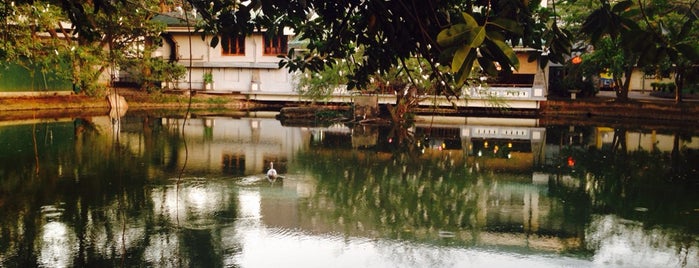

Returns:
554,128,699,234
670,132,698,182
0,117,241,267
547,126,699,263
295,141,583,251
296,147,478,239
0,118,151,266
179,228,223,268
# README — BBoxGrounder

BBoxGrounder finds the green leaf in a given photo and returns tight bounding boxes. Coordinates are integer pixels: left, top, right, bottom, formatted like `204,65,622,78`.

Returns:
468,26,486,48
491,39,519,70
439,46,458,66
437,23,474,47
679,18,695,39
582,9,607,43
486,30,505,43
538,54,549,70
611,0,633,13
676,43,699,62
452,45,472,74
461,12,479,28
454,48,477,85
477,57,498,76
527,52,540,63
210,36,219,48
486,18,523,35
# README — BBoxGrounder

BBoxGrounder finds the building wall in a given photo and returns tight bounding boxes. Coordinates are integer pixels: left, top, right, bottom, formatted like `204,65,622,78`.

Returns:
157,31,295,92
628,69,673,91
595,127,699,152
515,53,538,74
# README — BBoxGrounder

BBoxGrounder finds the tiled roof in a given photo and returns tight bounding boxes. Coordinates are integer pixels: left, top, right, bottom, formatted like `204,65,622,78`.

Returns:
152,12,197,27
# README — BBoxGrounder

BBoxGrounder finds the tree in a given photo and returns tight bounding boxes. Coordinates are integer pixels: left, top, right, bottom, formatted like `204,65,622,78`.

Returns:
633,0,699,103
580,0,699,103
5,0,573,99
0,1,69,90
296,49,434,122
2,0,168,95
189,0,571,99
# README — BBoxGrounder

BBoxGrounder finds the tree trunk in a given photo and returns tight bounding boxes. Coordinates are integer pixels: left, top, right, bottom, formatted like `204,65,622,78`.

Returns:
674,69,684,104
141,37,154,91
615,66,633,102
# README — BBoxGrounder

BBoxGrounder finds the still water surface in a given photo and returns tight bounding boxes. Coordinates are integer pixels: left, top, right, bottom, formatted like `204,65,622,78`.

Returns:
0,113,698,267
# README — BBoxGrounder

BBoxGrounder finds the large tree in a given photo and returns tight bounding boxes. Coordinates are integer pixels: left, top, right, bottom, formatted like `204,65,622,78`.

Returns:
4,0,573,98
2,0,170,95
186,0,570,98
0,1,69,90
580,0,699,102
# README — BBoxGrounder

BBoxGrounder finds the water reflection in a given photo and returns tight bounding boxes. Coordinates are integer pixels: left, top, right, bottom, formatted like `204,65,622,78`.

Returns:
0,114,697,267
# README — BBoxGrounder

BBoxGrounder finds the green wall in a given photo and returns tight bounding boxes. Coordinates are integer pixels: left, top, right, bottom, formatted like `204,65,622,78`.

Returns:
0,64,72,92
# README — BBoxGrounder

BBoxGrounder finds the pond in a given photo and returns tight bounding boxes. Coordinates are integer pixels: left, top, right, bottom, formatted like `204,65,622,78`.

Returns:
0,112,698,267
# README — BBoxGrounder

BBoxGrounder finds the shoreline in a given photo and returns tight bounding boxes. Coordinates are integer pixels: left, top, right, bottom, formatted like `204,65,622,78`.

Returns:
1,89,698,127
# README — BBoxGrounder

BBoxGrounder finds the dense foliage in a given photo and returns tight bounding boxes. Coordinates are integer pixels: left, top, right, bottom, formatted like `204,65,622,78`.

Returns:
187,0,571,97
1,0,181,94
2,0,699,102
575,0,699,102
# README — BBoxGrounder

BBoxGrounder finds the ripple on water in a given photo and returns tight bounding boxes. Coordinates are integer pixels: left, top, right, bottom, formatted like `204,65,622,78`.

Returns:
40,204,65,220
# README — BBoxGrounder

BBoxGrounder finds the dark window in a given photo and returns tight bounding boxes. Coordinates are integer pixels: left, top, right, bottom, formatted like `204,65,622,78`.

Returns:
222,154,245,176
222,34,245,55
263,34,288,55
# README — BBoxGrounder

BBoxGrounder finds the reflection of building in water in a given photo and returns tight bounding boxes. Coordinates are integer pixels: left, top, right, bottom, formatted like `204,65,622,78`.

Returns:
114,115,583,253
544,126,699,167
547,126,699,154
274,117,576,252
594,127,699,152
116,116,311,176
308,117,547,169
111,115,547,176
413,117,546,171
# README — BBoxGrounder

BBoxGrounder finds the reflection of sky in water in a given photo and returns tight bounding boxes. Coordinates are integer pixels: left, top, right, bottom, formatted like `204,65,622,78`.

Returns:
238,190,261,219
4,117,697,268
144,233,181,267
150,178,234,227
38,221,74,268
230,180,588,268
223,177,697,268
231,226,590,268
589,215,699,268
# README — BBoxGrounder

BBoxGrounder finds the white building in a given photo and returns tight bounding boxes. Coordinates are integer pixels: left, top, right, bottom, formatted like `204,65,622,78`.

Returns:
150,12,548,109
153,12,295,93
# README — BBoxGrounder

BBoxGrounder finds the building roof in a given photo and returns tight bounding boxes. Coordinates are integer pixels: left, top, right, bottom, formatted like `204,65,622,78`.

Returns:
153,11,294,35
152,12,195,27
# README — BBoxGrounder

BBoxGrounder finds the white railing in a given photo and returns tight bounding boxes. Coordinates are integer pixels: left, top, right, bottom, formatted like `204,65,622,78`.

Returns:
466,86,546,101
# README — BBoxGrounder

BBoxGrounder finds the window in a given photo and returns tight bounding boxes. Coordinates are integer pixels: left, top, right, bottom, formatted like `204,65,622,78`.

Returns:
222,34,245,55
263,34,288,55
222,154,245,176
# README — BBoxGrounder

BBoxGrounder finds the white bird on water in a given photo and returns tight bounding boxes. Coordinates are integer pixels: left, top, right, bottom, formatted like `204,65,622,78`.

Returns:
266,162,278,179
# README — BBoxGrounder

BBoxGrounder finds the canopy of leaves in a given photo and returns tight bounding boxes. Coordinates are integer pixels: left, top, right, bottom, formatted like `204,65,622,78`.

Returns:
575,0,699,101
2,0,170,94
189,0,571,98
4,0,574,97
580,0,699,68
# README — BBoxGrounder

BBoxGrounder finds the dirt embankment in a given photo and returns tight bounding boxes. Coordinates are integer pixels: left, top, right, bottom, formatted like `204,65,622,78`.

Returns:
540,98,699,129
2,89,699,128
0,89,252,121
